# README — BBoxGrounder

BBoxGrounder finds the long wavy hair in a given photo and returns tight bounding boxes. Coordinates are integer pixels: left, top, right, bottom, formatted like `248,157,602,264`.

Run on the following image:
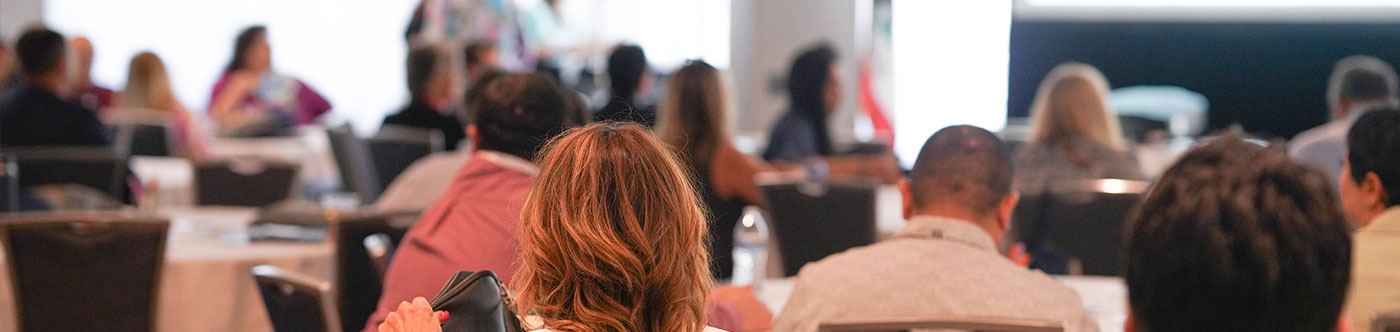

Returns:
1027,63,1127,166
513,122,712,332
123,52,181,111
656,60,728,173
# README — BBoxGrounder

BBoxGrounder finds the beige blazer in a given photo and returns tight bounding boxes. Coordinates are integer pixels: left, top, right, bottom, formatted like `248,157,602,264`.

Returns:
1348,208,1400,332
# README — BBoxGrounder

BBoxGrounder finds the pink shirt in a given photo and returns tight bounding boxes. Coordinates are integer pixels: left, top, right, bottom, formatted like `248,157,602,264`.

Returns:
363,151,538,332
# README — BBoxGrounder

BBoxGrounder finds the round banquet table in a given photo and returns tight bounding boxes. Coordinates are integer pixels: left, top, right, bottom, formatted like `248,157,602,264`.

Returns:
0,207,335,332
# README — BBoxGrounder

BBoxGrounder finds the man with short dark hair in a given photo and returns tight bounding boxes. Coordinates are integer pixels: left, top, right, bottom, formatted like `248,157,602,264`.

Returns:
1291,55,1399,181
1125,137,1351,332
382,46,466,150
773,125,1096,332
1340,105,1400,331
463,40,498,84
0,27,110,147
364,73,570,332
592,44,655,127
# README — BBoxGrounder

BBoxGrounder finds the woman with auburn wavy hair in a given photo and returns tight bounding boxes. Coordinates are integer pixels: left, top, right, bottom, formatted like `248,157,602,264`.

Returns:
378,122,723,332
1015,62,1143,192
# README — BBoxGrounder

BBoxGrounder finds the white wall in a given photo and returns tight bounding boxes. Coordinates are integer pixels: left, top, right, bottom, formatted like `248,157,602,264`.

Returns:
1,0,44,41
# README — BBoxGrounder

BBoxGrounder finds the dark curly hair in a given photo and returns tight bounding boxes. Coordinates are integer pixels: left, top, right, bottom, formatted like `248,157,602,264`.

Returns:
1125,136,1351,332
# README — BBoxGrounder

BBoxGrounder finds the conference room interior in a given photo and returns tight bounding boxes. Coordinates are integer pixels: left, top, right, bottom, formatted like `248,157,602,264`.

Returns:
3,0,1400,331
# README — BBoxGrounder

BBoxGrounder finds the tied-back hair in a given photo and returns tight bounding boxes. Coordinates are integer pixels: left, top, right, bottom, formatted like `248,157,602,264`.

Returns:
1027,63,1127,166
514,122,712,332
656,60,728,173
788,43,839,156
225,25,266,73
123,52,181,111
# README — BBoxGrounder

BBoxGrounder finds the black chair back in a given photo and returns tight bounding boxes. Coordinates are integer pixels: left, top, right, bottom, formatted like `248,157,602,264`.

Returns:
252,265,341,332
6,146,127,200
124,123,174,157
365,138,435,192
195,159,299,207
1,213,168,332
330,212,412,331
759,179,878,277
1012,179,1149,276
326,125,382,204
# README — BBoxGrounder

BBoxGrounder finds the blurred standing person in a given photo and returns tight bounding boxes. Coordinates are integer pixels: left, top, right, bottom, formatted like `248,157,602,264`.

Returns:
208,25,331,137
1014,63,1142,192
592,44,654,127
68,36,117,111
383,46,466,151
0,27,110,147
122,52,207,158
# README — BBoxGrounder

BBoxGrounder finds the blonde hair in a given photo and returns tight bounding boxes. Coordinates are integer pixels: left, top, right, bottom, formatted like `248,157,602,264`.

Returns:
655,60,728,170
1027,63,1126,154
513,122,712,332
122,52,181,111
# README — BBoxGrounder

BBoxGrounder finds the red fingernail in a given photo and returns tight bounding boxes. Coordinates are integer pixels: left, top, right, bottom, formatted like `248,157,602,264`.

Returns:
438,311,449,322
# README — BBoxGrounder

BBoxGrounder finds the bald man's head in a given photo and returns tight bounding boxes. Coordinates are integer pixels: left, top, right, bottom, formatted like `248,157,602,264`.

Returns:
908,125,1014,217
68,36,93,83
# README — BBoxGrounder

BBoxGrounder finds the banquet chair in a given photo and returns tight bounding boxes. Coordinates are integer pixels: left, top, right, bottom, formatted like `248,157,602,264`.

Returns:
365,129,439,190
331,212,414,331
1374,310,1400,332
758,178,878,277
817,316,1064,332
252,265,342,332
1011,179,1150,276
6,146,128,201
326,124,383,204
363,233,397,281
194,159,299,207
1,213,168,332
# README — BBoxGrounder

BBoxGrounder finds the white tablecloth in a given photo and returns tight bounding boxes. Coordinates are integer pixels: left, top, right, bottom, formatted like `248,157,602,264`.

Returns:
0,207,335,332
754,276,1128,332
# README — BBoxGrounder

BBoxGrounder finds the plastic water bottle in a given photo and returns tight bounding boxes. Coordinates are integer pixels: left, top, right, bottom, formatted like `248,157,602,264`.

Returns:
731,206,769,288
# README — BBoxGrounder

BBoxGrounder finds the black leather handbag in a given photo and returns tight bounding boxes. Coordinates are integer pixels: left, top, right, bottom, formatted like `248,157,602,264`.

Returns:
428,270,527,332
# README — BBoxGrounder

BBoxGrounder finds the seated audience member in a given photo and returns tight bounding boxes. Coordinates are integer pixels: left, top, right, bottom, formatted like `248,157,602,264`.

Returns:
1340,106,1400,331
0,37,18,102
121,51,207,158
383,46,466,150
68,36,117,111
464,40,499,84
656,60,771,280
1124,137,1351,332
1015,63,1143,192
764,43,842,163
209,25,331,137
592,44,656,127
374,70,507,213
378,122,724,332
364,73,570,331
0,27,110,147
1291,55,1398,182
772,125,1097,332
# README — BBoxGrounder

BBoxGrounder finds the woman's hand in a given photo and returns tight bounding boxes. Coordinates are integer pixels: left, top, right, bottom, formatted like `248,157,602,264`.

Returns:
378,297,444,332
